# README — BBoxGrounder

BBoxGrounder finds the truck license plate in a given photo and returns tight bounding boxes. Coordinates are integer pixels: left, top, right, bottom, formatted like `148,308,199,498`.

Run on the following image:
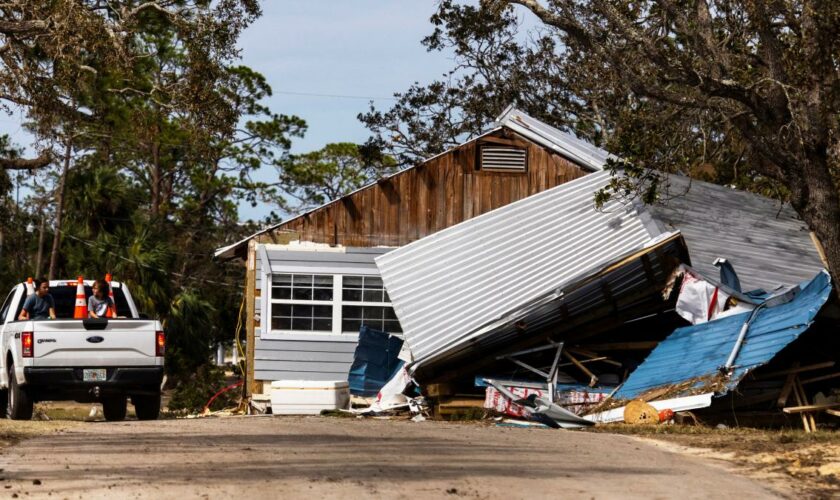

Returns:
83,369,107,382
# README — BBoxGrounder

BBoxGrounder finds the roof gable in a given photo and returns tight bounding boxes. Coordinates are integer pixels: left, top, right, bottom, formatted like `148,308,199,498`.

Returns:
216,108,604,259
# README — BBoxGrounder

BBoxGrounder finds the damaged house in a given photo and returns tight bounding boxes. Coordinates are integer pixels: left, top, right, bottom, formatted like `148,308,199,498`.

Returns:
376,170,836,427
215,105,836,427
214,107,612,398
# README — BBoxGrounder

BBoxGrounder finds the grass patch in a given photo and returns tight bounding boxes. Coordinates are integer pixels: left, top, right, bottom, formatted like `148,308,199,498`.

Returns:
0,419,78,448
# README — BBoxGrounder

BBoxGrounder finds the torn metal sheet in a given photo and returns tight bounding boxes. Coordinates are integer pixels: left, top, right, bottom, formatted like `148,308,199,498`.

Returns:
612,270,833,403
484,379,594,429
585,393,714,424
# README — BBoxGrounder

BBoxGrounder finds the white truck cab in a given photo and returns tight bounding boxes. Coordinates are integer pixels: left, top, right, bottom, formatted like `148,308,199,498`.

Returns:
0,280,165,420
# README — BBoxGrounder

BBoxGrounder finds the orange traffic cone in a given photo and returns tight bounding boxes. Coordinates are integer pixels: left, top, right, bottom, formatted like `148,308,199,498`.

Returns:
25,277,35,296
105,273,116,318
73,276,87,319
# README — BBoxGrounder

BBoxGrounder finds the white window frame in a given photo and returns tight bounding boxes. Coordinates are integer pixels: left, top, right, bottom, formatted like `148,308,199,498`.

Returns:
258,247,400,340
269,273,337,335
338,275,401,335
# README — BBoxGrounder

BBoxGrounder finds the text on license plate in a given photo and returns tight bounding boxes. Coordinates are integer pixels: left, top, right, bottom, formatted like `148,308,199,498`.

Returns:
83,369,107,382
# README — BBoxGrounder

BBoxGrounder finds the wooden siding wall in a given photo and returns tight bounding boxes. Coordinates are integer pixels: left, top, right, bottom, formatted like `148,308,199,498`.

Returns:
275,131,588,247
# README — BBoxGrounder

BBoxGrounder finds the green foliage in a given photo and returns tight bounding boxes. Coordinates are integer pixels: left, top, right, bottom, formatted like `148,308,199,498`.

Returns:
364,0,840,282
275,142,398,211
0,2,302,396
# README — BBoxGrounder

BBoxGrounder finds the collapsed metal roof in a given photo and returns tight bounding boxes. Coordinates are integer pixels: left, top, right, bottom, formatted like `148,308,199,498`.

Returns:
650,175,825,291
613,270,833,401
376,170,825,376
376,171,671,370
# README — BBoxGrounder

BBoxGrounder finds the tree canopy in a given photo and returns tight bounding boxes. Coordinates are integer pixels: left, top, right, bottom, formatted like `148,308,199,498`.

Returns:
362,0,840,283
0,1,305,402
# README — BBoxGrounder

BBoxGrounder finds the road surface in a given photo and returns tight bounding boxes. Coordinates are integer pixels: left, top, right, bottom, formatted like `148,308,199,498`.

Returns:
0,416,780,499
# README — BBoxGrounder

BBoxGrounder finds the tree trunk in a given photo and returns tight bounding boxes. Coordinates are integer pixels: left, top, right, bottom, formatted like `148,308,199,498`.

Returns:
48,142,72,280
34,215,45,277
794,155,840,287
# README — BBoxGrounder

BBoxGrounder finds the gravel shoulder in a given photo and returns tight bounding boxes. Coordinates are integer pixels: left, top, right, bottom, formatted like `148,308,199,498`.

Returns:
0,416,782,499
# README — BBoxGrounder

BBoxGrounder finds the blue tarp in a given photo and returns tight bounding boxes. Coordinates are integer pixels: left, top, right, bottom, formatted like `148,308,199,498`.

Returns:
348,326,404,397
615,270,833,400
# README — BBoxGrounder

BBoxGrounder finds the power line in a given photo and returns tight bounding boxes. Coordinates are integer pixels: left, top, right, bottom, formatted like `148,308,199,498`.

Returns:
273,90,397,101
55,228,240,289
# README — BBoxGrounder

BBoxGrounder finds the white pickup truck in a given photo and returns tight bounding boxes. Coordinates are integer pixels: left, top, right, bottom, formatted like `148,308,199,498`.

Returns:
0,280,164,421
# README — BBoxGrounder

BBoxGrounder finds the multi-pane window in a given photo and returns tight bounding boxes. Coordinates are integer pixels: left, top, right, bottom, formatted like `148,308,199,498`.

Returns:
271,274,334,333
268,273,401,335
342,276,401,334
342,305,401,334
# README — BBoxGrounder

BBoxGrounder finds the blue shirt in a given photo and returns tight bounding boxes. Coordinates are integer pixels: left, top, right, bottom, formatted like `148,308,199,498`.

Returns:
22,294,54,320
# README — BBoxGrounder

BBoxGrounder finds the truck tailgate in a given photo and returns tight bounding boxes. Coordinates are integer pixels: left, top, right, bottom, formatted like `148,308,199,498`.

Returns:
30,320,160,367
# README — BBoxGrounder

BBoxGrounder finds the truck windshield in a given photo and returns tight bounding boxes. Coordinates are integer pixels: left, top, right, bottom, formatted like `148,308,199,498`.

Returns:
41,286,133,319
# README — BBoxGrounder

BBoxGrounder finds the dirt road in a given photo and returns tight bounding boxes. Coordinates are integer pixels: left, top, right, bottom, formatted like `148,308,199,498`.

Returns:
0,416,781,499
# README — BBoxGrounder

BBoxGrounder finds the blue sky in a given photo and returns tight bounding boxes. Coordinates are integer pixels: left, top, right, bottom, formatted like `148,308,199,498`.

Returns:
0,1,456,221
234,1,455,219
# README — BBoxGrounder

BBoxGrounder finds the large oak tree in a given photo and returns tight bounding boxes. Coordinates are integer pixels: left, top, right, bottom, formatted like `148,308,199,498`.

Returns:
364,1,840,284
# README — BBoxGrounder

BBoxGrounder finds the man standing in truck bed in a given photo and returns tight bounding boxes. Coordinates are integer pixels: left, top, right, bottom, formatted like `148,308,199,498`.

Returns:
18,277,56,320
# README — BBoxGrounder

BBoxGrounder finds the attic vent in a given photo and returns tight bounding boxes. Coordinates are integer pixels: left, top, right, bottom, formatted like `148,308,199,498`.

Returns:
480,145,527,172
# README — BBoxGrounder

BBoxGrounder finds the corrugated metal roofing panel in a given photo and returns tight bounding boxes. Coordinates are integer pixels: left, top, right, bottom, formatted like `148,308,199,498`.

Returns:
614,270,832,401
409,235,686,375
376,171,665,365
495,106,612,172
650,176,824,291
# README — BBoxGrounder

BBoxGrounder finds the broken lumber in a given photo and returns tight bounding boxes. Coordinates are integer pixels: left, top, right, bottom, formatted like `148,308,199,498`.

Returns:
756,361,835,380
782,402,840,414
801,372,840,385
562,351,598,387
425,383,455,398
777,362,799,408
581,341,658,351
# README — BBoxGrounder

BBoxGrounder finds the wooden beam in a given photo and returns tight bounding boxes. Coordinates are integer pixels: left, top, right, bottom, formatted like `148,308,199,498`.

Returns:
245,240,257,398
810,232,830,269
640,254,656,284
581,342,659,351
783,402,840,414
477,135,529,148
826,409,840,417
562,350,598,387
790,374,810,432
777,362,799,408
801,371,840,385
566,347,622,367
796,378,817,431
755,361,835,380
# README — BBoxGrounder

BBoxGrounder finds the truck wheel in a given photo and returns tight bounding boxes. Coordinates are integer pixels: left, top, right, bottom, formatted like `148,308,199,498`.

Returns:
7,364,33,420
102,396,127,421
132,394,161,421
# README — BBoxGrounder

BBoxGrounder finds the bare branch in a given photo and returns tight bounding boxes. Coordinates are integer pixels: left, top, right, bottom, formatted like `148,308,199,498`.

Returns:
0,153,52,171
